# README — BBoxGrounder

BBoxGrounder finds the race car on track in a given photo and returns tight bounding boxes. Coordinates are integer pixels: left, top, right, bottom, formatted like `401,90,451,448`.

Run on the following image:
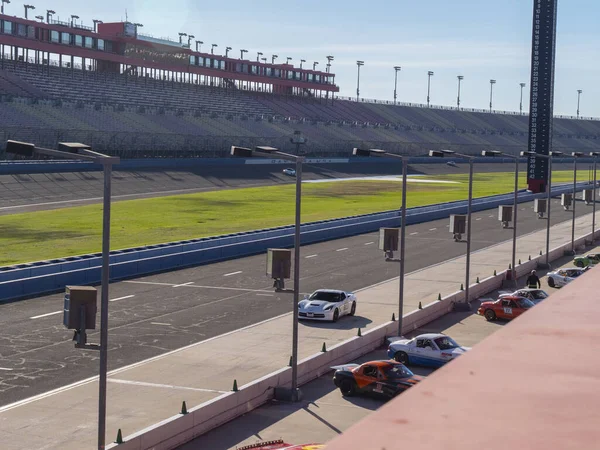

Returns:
332,360,421,399
573,253,600,268
387,333,470,367
546,267,589,288
446,160,457,167
298,289,356,322
477,295,535,321
282,168,296,176
498,288,549,305
237,440,324,450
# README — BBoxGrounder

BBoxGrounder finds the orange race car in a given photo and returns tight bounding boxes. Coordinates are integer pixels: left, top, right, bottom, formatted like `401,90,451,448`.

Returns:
477,295,535,321
237,441,325,450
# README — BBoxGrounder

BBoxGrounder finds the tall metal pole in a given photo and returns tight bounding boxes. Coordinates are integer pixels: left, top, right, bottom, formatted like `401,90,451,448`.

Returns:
427,72,432,107
577,90,582,119
511,157,519,282
98,163,112,450
291,156,303,401
393,67,400,105
572,157,577,252
457,76,463,109
398,158,407,336
489,80,496,113
520,83,525,115
356,62,363,102
593,158,597,242
545,156,553,266
464,159,473,306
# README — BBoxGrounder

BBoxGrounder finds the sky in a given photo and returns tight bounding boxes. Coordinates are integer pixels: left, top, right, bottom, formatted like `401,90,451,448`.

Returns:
5,0,600,117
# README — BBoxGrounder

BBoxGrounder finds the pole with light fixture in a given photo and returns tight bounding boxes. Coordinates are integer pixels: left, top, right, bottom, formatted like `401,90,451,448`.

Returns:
591,152,599,242
428,149,474,310
352,148,408,336
393,66,401,105
231,145,303,402
571,152,584,253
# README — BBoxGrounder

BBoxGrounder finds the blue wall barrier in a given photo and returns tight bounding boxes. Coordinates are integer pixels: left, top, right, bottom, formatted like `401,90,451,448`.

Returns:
0,182,592,302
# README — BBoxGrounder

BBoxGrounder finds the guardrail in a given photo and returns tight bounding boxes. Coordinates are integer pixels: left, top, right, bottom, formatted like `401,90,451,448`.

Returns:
0,182,591,302
105,222,600,450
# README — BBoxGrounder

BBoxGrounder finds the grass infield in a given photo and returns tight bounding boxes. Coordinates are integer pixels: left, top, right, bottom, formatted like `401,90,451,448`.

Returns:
0,170,589,266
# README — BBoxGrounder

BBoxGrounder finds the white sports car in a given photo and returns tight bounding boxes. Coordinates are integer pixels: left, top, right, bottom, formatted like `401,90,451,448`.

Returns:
282,168,296,176
387,333,470,368
546,267,589,288
298,289,357,322
499,288,549,304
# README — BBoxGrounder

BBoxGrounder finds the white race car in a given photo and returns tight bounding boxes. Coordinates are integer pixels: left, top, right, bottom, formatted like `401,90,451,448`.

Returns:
546,267,589,288
282,168,296,176
446,161,457,167
498,288,549,304
298,289,357,322
387,333,470,368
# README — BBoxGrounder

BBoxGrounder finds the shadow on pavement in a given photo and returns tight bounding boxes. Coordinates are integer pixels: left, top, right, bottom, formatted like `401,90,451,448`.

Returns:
299,315,373,330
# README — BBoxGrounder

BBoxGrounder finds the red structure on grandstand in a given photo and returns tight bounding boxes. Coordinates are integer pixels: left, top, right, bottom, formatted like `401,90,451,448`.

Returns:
0,14,338,98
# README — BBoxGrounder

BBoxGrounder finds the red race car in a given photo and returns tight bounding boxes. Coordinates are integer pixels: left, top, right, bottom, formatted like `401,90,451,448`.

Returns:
237,441,325,450
477,295,535,321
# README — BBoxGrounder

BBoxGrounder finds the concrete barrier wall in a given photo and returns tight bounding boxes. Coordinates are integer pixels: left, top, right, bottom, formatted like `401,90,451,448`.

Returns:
105,223,600,450
0,182,591,302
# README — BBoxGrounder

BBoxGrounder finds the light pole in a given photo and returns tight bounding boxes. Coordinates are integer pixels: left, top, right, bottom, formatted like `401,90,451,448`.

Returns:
286,57,292,65
195,40,203,52
300,59,306,69
482,150,519,283
489,79,496,112
571,152,584,253
427,71,434,107
519,83,526,115
457,75,464,110
178,32,187,44
313,61,319,71
521,150,562,267
1,0,10,15
24,4,35,19
326,55,334,73
211,44,218,54
261,57,267,64
70,14,79,27
429,149,474,310
231,146,303,402
225,47,232,58
5,140,119,450
272,54,278,64
187,35,195,47
93,19,103,32
35,15,44,21
133,23,142,38
393,66,401,105
257,52,263,62
353,148,408,336
46,9,55,24
591,152,599,242
577,89,583,119
356,60,364,102
241,49,248,59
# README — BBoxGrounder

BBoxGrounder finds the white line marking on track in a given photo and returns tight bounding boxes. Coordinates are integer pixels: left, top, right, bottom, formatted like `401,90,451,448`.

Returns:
410,232,419,235
429,228,437,231
0,367,13,371
124,280,173,286
109,295,135,302
30,311,62,320
256,293,274,297
172,282,194,288
489,215,494,217
223,271,243,277
108,378,228,394
151,322,171,326
336,248,348,252
305,254,318,259
476,218,482,221
364,242,374,245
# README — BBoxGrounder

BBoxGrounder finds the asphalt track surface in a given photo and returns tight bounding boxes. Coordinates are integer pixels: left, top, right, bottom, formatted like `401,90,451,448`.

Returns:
0,161,583,215
0,194,594,407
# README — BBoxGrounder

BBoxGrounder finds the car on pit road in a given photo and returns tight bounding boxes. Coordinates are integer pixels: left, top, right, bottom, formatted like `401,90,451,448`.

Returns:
386,333,470,367
298,289,356,322
477,295,535,321
332,360,421,399
282,167,296,176
546,267,590,288
446,160,457,167
498,288,549,305
573,253,600,268
236,440,324,450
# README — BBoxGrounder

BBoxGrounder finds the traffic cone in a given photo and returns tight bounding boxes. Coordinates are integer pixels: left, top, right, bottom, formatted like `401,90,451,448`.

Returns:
114,429,124,445
288,356,293,367
357,328,362,337
529,255,532,261
180,401,188,415
232,380,238,392
418,302,423,309
321,342,327,352
460,283,464,291
438,293,442,300
519,259,522,265
476,277,480,283
494,270,497,276
540,250,543,256
391,312,396,321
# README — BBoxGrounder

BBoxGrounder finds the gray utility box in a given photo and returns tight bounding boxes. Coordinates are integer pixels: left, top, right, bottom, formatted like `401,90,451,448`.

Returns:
583,189,593,205
449,215,466,234
561,193,573,209
534,198,547,215
379,228,399,252
63,286,97,330
266,248,291,279
498,205,513,223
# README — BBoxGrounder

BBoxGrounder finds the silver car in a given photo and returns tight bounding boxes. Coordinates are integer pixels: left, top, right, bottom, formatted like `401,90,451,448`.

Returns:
298,289,357,322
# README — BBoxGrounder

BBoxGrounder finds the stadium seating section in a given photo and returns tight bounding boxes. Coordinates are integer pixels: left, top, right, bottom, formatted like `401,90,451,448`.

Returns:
2,60,600,158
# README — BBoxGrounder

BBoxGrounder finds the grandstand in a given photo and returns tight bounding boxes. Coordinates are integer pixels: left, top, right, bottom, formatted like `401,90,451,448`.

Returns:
1,13,600,158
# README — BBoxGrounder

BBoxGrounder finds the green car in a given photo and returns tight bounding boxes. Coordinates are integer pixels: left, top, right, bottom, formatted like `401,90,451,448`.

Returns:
573,253,600,268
